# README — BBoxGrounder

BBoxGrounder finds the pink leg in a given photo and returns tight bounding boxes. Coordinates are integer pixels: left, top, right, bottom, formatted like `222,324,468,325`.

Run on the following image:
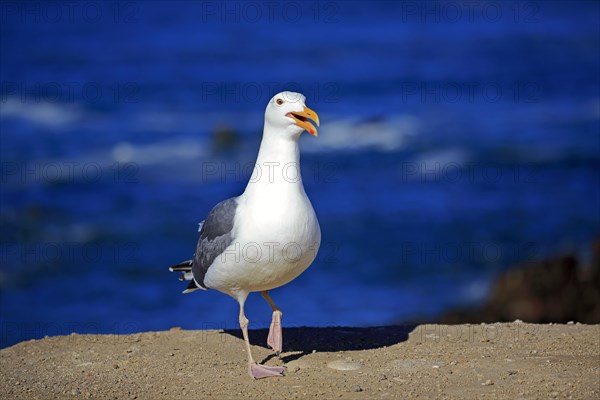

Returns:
238,294,285,379
262,291,283,355
267,310,283,354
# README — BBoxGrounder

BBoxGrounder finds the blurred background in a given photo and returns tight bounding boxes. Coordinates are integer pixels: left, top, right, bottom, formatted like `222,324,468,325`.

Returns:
1,1,599,348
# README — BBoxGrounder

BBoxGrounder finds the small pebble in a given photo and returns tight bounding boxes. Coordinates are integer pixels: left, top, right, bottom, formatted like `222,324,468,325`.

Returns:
327,360,363,371
352,385,363,392
482,379,494,386
567,321,574,325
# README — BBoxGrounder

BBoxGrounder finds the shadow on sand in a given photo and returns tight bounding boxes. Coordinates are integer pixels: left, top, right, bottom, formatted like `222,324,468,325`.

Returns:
221,325,417,363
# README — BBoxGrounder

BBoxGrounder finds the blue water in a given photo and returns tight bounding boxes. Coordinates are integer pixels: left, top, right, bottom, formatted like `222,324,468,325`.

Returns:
1,1,599,348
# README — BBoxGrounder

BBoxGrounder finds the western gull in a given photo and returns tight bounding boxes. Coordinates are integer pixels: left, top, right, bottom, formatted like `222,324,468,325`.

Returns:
169,91,321,379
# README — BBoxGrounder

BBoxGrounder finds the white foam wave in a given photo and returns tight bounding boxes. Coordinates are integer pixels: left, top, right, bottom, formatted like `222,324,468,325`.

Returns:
413,148,469,169
0,97,81,128
111,139,208,165
302,115,420,153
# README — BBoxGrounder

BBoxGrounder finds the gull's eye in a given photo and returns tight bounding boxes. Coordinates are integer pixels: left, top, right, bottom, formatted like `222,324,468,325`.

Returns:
276,98,284,106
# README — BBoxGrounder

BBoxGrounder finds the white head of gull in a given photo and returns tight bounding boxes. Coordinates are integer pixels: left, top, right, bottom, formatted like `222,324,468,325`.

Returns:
170,91,321,379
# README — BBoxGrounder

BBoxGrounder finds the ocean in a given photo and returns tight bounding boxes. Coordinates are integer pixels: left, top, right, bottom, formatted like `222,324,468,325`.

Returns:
1,0,599,348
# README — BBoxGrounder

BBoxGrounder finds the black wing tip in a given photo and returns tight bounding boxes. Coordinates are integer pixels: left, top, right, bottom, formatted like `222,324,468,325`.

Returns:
182,279,204,294
168,260,193,272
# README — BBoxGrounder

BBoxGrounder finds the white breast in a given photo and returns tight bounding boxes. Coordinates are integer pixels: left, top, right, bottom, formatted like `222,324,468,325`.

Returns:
204,186,321,296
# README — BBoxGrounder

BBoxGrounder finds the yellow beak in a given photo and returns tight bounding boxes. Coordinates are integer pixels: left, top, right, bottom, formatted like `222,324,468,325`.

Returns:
288,106,320,136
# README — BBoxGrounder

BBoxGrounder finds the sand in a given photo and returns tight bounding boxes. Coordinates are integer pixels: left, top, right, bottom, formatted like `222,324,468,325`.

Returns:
1,323,598,399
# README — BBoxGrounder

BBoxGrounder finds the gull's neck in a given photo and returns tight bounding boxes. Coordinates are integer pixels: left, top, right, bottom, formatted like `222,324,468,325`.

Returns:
243,124,304,197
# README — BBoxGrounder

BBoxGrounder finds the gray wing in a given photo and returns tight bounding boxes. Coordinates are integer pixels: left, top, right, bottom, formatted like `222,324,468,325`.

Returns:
191,197,238,288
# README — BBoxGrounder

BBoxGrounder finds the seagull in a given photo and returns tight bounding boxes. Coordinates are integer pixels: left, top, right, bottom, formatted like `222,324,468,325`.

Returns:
169,91,321,379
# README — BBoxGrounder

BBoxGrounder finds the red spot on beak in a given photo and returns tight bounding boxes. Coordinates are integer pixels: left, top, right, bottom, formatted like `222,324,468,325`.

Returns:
288,106,320,136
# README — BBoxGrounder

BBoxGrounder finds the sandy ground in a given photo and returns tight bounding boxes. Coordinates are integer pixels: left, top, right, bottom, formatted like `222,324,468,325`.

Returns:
1,323,598,399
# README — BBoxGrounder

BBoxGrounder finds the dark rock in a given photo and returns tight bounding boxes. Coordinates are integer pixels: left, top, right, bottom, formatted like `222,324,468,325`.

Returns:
441,239,600,324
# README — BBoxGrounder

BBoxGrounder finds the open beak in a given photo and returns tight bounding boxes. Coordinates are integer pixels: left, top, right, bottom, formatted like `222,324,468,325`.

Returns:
288,106,320,136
